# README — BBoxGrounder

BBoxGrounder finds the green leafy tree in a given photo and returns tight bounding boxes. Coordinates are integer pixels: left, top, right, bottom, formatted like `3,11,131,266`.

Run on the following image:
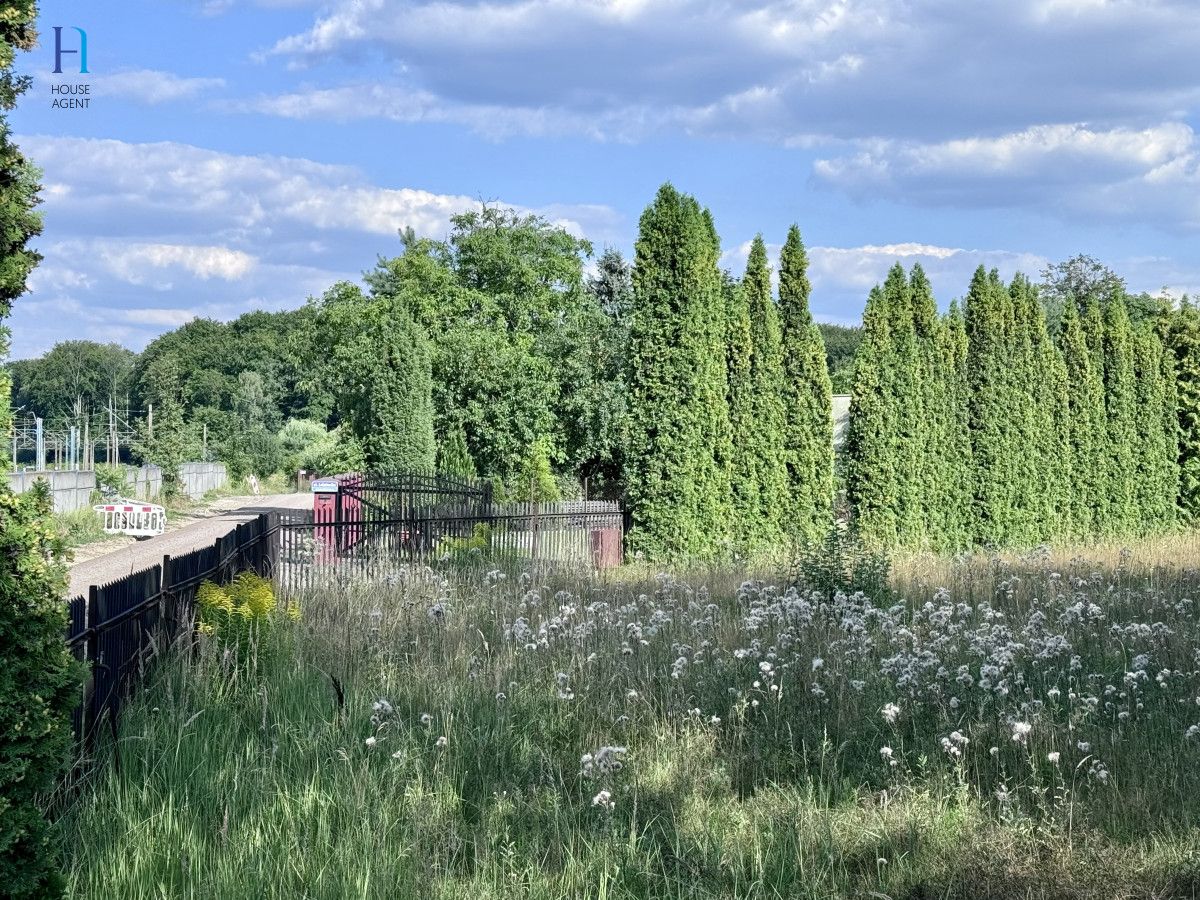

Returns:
625,184,733,558
0,7,83,895
543,249,629,498
134,356,196,495
778,226,833,542
9,340,135,422
316,282,436,472
368,211,582,486
817,323,861,394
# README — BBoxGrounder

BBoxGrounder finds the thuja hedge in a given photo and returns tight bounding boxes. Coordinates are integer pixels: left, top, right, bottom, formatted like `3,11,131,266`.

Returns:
847,263,1182,550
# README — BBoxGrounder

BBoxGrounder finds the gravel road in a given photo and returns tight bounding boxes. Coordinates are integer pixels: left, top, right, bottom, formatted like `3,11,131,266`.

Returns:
67,493,311,598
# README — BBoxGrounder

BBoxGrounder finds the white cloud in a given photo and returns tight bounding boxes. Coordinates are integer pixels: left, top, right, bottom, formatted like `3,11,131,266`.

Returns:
19,134,617,242
813,122,1200,227
256,0,1200,144
98,242,257,284
90,69,226,104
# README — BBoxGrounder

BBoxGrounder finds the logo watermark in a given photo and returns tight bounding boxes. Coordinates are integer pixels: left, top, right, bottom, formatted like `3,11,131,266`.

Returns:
49,26,90,109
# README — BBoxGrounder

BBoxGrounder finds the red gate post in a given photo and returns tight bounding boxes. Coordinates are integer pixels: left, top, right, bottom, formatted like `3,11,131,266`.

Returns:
312,477,339,563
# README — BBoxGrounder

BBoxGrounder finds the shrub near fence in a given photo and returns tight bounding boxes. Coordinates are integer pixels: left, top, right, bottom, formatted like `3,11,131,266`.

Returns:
66,513,277,751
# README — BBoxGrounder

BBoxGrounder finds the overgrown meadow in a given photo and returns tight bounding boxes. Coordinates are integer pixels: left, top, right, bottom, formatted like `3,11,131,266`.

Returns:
55,537,1200,898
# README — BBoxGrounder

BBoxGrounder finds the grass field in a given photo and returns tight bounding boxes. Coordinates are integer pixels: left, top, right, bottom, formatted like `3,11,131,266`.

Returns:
53,536,1200,898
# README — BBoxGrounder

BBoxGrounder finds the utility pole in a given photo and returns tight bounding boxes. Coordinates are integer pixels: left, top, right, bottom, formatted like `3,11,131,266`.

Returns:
147,402,154,442
35,417,45,471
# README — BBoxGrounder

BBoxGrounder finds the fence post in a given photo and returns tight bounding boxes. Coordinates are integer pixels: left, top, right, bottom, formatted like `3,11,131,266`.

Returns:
265,512,279,578
161,553,174,641
84,584,100,755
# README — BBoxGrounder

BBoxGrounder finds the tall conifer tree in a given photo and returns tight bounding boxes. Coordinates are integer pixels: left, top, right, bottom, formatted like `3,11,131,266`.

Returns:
1132,325,1178,532
725,268,760,547
1101,294,1139,535
966,267,1020,546
942,300,974,547
1060,300,1105,537
1167,300,1200,521
778,225,833,541
743,236,790,545
846,285,899,545
626,184,733,558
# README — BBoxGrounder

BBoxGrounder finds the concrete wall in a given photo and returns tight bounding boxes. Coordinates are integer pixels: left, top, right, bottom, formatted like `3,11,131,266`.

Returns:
179,462,227,500
125,465,163,500
832,394,851,451
8,469,96,514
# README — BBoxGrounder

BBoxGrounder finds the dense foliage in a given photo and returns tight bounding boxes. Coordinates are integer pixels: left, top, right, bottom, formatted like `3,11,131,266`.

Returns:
0,7,82,896
847,262,1180,549
778,226,834,542
625,185,735,558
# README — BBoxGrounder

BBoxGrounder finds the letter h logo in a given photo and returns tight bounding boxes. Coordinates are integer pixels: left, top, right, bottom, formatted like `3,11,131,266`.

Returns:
52,27,89,74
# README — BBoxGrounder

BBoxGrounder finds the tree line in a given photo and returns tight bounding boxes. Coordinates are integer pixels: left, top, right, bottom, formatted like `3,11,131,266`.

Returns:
12,190,1200,556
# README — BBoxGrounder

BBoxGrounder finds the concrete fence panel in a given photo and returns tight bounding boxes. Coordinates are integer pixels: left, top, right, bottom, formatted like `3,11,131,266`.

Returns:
178,462,227,500
8,469,97,514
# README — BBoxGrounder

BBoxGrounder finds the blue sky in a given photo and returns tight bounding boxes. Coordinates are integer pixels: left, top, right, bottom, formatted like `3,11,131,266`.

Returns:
11,0,1200,357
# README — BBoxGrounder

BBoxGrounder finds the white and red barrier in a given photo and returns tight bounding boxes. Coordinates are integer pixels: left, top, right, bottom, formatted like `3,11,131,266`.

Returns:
94,500,166,538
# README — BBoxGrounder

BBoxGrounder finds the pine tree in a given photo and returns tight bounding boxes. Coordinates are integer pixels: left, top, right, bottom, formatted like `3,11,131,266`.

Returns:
778,225,833,542
1008,273,1067,543
845,285,899,546
878,264,926,545
744,236,790,546
699,208,735,549
626,184,733,558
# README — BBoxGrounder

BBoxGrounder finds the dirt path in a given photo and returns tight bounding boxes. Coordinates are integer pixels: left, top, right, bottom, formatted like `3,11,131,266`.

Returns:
67,493,311,597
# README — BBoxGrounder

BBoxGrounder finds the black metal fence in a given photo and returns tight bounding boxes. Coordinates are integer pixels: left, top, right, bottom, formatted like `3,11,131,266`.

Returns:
65,513,278,751
280,499,624,592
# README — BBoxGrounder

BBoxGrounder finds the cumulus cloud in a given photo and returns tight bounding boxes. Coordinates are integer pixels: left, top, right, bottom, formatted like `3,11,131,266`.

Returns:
258,0,1200,143
19,135,614,244
813,122,1200,227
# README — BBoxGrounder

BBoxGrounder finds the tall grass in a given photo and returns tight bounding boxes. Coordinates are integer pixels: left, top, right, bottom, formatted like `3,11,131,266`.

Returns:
54,547,1200,898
